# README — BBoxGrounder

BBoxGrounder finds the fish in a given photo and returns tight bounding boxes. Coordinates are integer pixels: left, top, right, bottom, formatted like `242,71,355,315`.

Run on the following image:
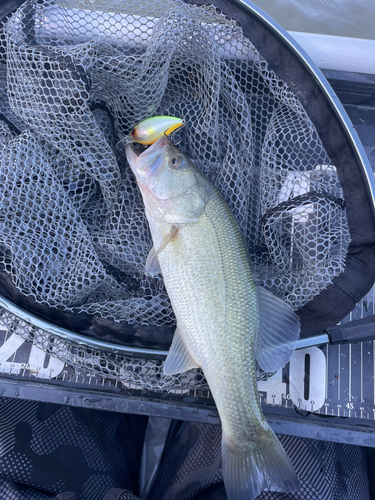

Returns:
130,116,184,145
126,135,300,500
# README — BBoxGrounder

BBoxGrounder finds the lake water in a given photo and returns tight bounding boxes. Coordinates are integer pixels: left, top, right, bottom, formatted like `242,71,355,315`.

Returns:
250,0,375,40
91,0,375,41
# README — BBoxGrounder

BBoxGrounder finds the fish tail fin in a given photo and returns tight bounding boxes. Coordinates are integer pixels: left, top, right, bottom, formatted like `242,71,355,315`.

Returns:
222,429,299,500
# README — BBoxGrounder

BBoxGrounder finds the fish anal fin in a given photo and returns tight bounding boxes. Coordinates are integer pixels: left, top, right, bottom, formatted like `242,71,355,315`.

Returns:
163,327,200,375
254,286,300,373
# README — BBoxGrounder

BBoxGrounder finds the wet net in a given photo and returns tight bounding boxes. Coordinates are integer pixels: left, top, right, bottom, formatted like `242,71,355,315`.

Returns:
0,0,351,386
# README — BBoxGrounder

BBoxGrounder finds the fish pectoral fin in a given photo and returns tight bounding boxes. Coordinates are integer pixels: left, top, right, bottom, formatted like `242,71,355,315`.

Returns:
163,327,200,375
145,225,178,276
254,286,300,373
145,247,161,276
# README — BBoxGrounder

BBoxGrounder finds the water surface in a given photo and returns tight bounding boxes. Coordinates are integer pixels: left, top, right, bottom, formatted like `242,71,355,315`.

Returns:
251,0,375,40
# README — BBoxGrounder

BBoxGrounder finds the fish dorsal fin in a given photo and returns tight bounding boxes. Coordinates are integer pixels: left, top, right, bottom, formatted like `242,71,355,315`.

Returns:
145,224,179,276
254,286,300,373
163,327,200,375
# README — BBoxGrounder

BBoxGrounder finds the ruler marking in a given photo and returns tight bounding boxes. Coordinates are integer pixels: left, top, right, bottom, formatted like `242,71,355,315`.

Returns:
349,344,352,402
338,344,341,401
361,343,363,403
5,328,375,420
325,344,329,400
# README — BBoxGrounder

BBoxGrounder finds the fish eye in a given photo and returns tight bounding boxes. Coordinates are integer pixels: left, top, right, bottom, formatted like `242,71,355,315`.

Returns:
169,155,181,169
130,128,136,137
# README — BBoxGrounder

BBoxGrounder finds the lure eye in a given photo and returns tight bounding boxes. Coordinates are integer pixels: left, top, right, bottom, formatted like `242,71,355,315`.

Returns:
169,155,181,169
130,128,136,137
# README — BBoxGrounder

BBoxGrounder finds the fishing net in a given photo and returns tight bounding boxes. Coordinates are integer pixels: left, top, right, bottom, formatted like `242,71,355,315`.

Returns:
0,307,208,392
0,0,369,385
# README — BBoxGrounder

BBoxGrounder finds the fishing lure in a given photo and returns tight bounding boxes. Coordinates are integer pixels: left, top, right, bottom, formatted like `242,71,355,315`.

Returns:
130,116,184,145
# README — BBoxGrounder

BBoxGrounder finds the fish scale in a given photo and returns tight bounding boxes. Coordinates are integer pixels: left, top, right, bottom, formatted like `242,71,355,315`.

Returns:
126,135,300,499
154,195,258,439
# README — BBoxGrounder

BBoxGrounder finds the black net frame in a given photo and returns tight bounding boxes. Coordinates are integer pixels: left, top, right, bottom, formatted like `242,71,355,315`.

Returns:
0,0,372,367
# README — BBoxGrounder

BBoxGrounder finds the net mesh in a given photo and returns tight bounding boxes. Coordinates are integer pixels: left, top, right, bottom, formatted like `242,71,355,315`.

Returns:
0,306,208,392
0,0,350,384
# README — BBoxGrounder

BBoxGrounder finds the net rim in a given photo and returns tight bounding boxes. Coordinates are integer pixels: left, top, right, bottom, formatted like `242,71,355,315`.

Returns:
0,0,373,348
0,294,169,358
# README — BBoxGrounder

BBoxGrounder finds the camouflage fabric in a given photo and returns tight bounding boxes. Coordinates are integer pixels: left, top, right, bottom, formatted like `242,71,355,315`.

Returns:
0,398,147,499
0,398,369,500
148,421,370,500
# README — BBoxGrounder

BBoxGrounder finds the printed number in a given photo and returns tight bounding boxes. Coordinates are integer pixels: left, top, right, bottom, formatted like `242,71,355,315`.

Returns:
257,369,286,405
289,347,326,411
0,334,64,378
346,403,354,410
282,393,291,400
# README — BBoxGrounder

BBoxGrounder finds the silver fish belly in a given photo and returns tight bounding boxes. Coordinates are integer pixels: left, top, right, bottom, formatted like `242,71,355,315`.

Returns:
126,136,300,500
146,191,298,500
149,191,260,437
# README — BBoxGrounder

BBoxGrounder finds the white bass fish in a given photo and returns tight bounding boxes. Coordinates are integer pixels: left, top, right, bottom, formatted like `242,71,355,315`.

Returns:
126,136,300,500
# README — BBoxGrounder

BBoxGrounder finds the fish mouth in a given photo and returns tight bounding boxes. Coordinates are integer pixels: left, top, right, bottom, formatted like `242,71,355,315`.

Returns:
128,134,171,157
125,135,172,183
127,142,145,158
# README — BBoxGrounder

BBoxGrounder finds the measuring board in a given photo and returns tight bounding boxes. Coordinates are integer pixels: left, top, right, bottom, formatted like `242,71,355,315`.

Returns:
259,342,375,420
0,327,374,421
